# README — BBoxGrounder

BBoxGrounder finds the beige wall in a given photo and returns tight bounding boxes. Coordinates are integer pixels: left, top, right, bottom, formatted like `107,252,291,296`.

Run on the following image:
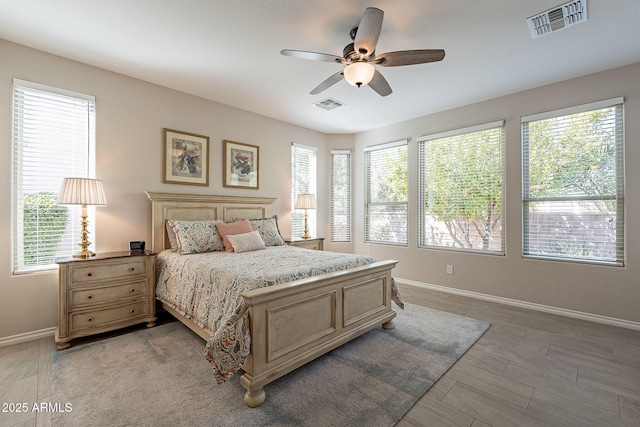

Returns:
2,37,638,340
353,62,640,325
0,39,330,339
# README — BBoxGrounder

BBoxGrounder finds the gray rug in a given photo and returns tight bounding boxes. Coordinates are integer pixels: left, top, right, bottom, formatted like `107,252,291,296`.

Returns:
50,303,490,426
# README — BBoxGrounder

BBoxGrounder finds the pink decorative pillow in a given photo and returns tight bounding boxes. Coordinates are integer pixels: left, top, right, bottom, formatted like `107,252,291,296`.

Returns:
215,219,254,252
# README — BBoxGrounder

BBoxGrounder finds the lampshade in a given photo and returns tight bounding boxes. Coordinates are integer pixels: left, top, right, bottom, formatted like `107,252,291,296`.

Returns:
295,193,317,210
58,178,107,206
343,62,375,87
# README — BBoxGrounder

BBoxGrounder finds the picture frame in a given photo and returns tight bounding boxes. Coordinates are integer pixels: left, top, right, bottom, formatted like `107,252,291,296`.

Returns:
163,128,210,186
223,140,259,189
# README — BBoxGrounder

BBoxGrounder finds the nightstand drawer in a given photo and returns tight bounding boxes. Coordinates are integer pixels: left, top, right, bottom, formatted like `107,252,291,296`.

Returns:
70,259,146,283
285,238,324,251
70,279,148,308
70,300,148,331
295,240,322,250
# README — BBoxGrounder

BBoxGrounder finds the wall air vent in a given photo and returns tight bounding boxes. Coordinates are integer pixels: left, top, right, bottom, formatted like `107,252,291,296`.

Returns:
527,0,588,38
313,97,345,111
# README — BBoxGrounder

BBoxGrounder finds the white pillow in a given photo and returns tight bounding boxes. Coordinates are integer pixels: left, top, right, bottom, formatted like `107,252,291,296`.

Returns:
226,230,266,253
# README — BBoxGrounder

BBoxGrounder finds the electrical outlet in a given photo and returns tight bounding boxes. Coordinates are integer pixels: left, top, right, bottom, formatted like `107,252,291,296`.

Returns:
446,265,454,275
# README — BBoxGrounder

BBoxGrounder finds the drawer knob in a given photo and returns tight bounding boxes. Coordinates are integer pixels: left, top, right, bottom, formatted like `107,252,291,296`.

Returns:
129,288,135,293
87,295,93,299
87,273,92,277
129,267,135,272
130,309,135,313
87,317,93,322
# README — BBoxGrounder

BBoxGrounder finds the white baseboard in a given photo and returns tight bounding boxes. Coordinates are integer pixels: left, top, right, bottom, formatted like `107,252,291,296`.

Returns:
0,327,55,347
3,279,637,345
397,278,640,331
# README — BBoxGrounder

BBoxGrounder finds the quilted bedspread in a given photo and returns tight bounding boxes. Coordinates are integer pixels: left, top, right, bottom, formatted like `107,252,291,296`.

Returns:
155,246,391,383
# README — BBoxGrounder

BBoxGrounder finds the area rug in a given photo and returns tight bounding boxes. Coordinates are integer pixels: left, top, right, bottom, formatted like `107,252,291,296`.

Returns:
50,303,489,426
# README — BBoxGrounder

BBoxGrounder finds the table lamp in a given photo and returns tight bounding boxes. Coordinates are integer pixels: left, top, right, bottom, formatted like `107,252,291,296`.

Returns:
57,177,107,258
295,193,316,239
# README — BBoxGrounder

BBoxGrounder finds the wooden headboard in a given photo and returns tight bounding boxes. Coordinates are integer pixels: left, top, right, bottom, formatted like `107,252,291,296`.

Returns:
145,191,277,253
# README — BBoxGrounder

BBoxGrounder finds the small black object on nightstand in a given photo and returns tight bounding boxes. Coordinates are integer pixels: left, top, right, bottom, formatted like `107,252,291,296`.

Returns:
129,241,145,252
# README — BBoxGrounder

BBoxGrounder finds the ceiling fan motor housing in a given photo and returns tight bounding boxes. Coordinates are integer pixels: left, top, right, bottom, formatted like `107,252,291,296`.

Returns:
343,42,373,63
343,43,357,61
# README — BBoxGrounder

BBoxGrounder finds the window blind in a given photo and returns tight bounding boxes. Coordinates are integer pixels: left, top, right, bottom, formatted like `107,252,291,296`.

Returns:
364,140,408,245
12,79,96,273
291,143,317,239
330,150,351,242
418,121,505,254
522,98,624,265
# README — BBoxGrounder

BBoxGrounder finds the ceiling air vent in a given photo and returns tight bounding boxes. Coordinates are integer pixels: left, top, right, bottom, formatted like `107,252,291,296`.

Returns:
313,98,345,111
527,0,588,38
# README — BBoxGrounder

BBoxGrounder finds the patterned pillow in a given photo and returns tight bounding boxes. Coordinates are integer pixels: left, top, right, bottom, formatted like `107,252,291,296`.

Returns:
226,230,266,253
165,220,179,250
249,216,285,246
215,219,254,252
168,220,225,254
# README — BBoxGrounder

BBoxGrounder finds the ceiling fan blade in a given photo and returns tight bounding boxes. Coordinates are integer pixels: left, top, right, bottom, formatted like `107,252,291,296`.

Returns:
310,71,344,95
368,70,392,97
354,7,384,57
281,49,344,63
375,49,446,67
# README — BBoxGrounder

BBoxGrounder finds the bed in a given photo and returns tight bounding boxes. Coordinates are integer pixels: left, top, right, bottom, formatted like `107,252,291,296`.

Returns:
146,191,399,407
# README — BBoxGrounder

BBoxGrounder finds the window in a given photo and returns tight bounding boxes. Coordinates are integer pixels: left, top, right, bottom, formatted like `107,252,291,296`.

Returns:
331,150,351,242
291,143,317,239
12,79,96,273
418,121,505,254
522,98,624,265
364,140,408,245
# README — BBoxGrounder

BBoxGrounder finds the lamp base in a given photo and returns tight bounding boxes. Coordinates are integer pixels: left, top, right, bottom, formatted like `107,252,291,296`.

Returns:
301,209,311,239
73,204,95,258
73,249,95,258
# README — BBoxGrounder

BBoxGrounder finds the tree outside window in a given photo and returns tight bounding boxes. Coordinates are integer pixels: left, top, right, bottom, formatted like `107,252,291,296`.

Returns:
419,122,505,254
522,100,624,265
364,141,408,245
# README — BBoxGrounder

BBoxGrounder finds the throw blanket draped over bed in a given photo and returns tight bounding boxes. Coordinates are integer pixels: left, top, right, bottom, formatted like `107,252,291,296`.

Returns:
155,246,402,383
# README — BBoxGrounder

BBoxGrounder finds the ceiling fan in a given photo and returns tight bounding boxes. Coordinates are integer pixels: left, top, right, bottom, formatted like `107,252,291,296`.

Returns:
281,7,445,97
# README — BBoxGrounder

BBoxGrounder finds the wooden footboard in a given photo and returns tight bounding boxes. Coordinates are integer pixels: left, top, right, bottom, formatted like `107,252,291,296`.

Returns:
239,259,398,407
145,191,399,407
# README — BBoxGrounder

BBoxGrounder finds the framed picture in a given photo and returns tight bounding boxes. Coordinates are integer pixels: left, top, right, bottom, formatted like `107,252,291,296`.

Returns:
223,140,259,189
163,128,209,186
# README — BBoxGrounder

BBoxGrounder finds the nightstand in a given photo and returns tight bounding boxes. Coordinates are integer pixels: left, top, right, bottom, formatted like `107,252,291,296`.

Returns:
55,251,157,350
284,237,324,251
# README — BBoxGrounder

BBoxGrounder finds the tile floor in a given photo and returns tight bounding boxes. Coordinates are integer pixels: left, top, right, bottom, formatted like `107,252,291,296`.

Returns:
1,285,639,426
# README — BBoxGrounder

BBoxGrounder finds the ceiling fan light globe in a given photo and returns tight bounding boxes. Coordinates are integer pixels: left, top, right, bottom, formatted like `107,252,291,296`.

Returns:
344,62,375,87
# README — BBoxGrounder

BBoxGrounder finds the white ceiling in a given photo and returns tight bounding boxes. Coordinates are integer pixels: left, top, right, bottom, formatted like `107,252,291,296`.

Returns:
2,0,639,134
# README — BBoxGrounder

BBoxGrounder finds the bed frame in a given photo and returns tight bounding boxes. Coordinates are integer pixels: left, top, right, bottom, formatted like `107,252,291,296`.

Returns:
146,191,398,407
